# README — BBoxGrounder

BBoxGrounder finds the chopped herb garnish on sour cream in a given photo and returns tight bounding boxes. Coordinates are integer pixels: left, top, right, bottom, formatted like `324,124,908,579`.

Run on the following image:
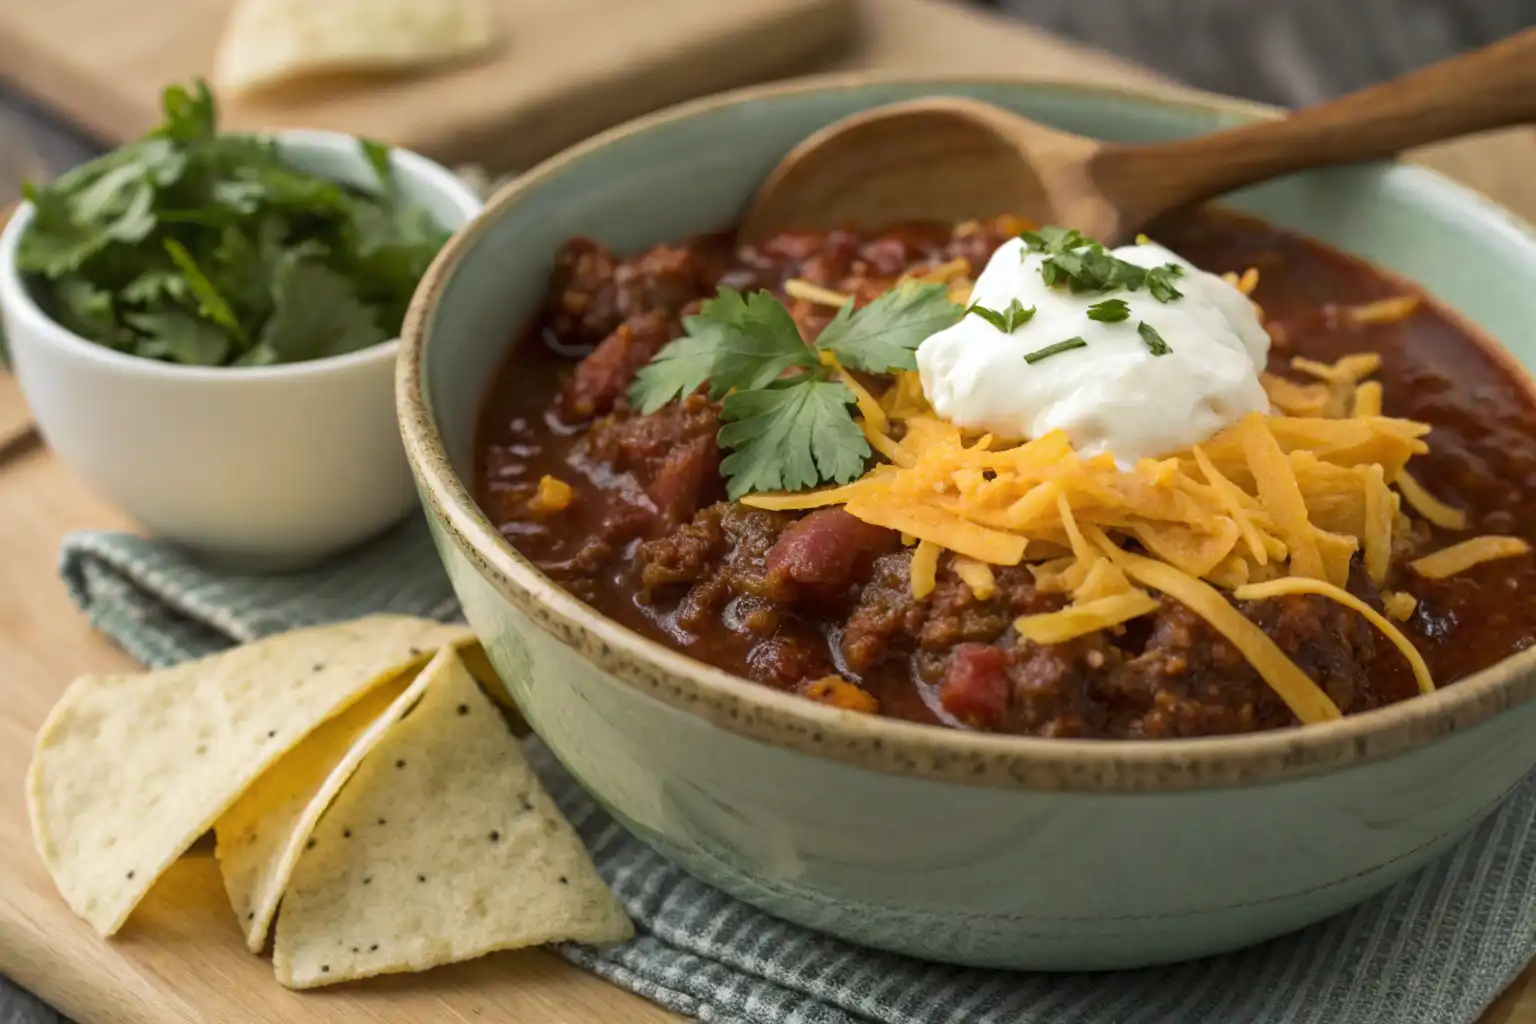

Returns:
1137,321,1172,356
1023,225,1185,301
628,280,964,497
965,298,1036,333
1023,337,1089,365
1086,298,1131,323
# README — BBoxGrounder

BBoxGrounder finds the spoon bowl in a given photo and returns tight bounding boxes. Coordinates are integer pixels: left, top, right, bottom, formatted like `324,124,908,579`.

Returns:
742,28,1536,244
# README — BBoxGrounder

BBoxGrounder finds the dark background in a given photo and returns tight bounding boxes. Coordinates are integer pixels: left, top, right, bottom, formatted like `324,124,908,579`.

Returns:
993,0,1533,106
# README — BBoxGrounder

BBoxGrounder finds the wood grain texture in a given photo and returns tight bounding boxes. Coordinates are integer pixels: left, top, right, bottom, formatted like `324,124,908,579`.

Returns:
0,0,856,171
0,1,1534,1021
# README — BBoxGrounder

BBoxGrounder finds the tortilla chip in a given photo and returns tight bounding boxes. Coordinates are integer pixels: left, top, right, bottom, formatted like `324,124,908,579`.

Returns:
27,615,471,937
214,662,436,951
215,0,500,97
273,649,631,989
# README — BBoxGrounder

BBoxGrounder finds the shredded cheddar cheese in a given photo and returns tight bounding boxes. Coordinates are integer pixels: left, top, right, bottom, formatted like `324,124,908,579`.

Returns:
1239,412,1326,580
1394,469,1467,530
1346,295,1419,325
910,540,941,599
1015,590,1159,644
784,279,851,308
952,555,997,600
1411,536,1532,579
1292,353,1381,385
1353,380,1383,417
736,347,1502,716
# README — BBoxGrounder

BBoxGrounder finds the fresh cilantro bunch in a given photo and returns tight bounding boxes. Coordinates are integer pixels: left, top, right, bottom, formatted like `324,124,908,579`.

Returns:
630,281,964,498
17,80,450,367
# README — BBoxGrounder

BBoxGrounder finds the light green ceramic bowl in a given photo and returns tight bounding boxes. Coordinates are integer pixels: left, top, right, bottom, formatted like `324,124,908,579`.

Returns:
399,74,1536,970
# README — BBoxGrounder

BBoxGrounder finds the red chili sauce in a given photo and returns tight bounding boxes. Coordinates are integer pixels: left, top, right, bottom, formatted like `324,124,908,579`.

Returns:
473,209,1536,739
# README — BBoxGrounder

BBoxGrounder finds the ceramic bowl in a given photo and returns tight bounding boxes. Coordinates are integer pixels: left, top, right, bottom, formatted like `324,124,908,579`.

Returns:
0,130,482,570
399,75,1536,970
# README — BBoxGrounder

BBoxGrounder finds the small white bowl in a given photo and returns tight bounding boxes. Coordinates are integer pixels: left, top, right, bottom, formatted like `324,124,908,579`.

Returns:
0,130,483,570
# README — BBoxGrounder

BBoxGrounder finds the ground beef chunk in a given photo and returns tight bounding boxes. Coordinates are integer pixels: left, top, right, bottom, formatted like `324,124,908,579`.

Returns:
1001,637,1118,737
937,636,1118,737
1103,591,1379,738
841,554,1059,676
545,237,731,350
922,565,1379,739
764,509,900,606
562,310,677,420
633,503,792,629
580,395,724,524
544,238,623,347
747,632,833,690
635,508,725,596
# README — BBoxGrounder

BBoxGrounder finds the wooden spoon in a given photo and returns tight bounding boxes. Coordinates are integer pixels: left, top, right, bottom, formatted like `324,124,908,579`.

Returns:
740,27,1536,244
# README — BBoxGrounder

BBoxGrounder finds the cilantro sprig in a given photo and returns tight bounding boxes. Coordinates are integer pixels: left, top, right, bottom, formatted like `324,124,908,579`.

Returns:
16,80,450,367
629,281,964,498
965,298,1036,333
1022,225,1185,301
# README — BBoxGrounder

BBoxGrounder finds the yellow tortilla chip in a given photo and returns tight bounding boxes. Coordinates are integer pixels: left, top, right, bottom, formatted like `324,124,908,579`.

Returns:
214,665,434,951
26,615,471,938
273,649,631,989
215,0,500,97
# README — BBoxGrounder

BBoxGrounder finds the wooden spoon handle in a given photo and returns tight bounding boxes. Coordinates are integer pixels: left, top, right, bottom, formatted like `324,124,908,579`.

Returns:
1091,28,1536,228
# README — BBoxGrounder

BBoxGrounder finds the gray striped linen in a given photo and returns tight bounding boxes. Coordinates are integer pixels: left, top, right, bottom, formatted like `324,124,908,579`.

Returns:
58,523,1536,1024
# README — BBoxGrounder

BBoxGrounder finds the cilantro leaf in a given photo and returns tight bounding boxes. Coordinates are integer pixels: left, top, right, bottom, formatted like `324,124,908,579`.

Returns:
360,139,394,192
49,278,125,346
150,81,217,141
261,253,387,362
120,267,189,306
816,280,964,373
718,379,869,499
1086,298,1130,323
701,289,818,398
1137,321,1172,356
965,297,1035,334
1145,264,1185,302
629,332,719,414
125,310,232,365
1021,226,1091,254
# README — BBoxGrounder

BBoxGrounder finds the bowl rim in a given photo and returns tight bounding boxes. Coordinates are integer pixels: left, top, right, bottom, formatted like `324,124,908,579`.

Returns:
399,70,1536,793
0,128,482,384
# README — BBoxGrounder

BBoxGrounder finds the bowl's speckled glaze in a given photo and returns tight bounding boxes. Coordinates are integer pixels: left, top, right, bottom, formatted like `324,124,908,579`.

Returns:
398,74,1536,970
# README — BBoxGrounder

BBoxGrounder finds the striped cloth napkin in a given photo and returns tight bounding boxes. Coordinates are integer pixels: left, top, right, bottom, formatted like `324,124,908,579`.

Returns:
60,521,1536,1024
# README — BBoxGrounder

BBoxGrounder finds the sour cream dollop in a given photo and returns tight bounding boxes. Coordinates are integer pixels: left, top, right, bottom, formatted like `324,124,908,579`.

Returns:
915,237,1270,466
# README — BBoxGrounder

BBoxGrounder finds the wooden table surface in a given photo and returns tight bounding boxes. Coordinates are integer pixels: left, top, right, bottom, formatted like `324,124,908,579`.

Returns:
1,2,1534,1021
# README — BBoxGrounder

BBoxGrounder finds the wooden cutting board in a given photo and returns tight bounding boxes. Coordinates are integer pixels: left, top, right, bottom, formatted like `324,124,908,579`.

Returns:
0,0,855,170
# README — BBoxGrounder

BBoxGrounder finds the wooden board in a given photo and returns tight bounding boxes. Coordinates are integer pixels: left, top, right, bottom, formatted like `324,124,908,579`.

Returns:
0,0,856,171
2,2,1536,1022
